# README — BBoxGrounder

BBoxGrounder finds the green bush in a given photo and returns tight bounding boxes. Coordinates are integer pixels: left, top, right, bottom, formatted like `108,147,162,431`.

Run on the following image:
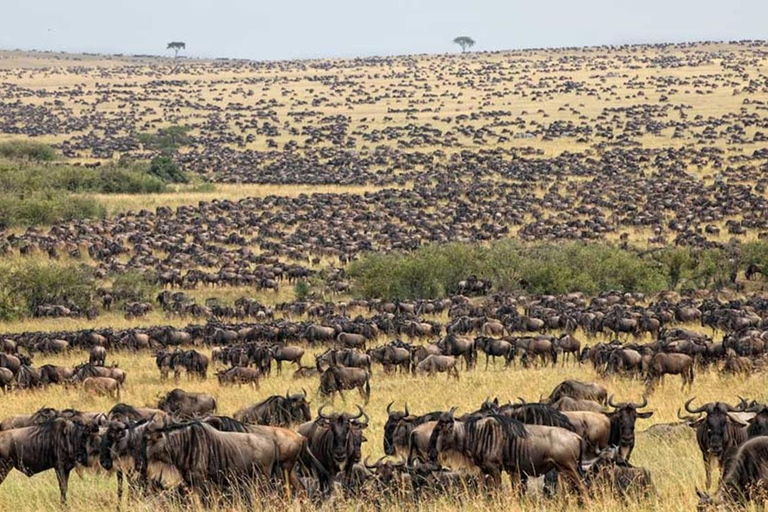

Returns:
0,192,105,228
0,140,56,162
349,241,669,300
294,280,311,301
0,261,94,320
110,271,158,303
148,155,188,183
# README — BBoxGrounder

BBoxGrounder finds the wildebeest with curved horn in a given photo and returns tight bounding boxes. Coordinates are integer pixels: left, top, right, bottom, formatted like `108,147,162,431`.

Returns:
696,436,768,509
297,405,369,478
606,395,653,461
683,397,749,489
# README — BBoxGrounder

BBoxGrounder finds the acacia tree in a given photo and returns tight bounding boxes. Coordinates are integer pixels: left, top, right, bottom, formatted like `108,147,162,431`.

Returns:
453,36,475,53
167,41,186,58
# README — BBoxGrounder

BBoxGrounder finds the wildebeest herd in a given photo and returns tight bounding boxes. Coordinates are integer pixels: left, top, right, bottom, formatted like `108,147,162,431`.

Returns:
3,40,768,511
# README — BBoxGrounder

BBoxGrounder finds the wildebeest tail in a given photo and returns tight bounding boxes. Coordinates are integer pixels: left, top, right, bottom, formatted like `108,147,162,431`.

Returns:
299,441,332,494
364,374,371,399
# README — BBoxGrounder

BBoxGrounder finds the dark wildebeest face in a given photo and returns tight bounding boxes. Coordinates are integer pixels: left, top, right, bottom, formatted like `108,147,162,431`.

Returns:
74,422,99,468
100,421,130,471
745,405,768,438
383,402,410,456
288,390,311,423
607,395,653,460
429,407,457,463
317,406,368,468
685,399,745,456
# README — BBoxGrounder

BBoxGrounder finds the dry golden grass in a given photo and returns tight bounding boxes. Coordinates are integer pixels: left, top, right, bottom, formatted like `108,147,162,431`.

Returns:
0,335,762,511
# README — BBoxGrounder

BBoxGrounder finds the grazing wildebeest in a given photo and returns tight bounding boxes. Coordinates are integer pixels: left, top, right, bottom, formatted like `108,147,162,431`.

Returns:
297,406,369,478
547,380,608,405
584,446,654,499
216,366,262,387
0,418,94,504
318,365,370,404
157,389,217,419
136,421,281,505
684,397,749,489
38,364,75,386
107,403,166,423
645,353,695,392
89,346,107,366
697,436,768,509
439,333,476,369
72,363,126,385
414,355,460,380
83,377,122,398
234,391,311,427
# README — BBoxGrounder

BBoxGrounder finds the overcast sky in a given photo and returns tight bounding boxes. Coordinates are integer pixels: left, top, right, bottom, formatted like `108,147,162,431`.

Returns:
1,0,763,61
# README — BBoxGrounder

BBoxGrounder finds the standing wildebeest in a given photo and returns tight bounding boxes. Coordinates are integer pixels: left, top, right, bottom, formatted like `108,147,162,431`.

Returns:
383,403,442,458
0,367,13,392
605,395,653,461
71,363,126,385
368,345,411,374
234,391,311,427
136,421,281,505
272,344,305,374
439,333,476,369
0,407,59,431
0,418,94,504
697,437,768,509
428,409,586,495
474,337,514,369
99,417,160,503
414,355,460,380
318,365,370,404
645,353,695,392
89,346,107,366
297,406,369,478
547,380,608,405
157,389,217,419
684,397,749,489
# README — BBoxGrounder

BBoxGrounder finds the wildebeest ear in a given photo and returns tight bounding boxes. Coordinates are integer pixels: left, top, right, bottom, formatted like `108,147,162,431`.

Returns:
726,413,749,427
637,411,653,419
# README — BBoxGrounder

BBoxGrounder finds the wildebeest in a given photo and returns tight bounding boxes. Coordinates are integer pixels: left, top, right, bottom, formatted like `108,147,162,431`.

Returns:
72,363,126,385
271,344,305,374
89,346,107,366
297,406,369,478
136,421,282,505
697,436,768,509
584,446,654,499
216,366,262,387
368,344,411,374
0,418,94,504
552,396,605,413
383,403,441,458
428,408,586,495
83,376,122,398
0,407,59,431
605,395,653,461
547,380,608,405
645,353,694,392
414,355,460,380
157,389,217,419
318,365,370,404
0,367,14,392
683,397,749,489
474,336,514,369
234,391,311,427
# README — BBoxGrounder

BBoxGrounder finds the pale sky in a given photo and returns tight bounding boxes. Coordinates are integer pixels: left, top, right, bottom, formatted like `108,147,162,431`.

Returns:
1,0,763,60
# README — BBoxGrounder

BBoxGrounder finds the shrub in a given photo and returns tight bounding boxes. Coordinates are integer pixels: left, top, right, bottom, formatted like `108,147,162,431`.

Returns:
294,280,311,301
0,140,56,162
148,155,188,183
110,270,158,303
0,261,94,320
0,192,105,228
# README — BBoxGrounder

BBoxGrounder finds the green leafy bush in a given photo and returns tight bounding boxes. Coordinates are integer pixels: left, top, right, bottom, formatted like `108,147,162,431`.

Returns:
110,270,158,303
0,140,56,162
148,155,188,183
0,261,94,320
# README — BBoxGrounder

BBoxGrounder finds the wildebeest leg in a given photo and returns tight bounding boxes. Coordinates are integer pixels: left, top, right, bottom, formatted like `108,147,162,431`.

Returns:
543,469,558,498
558,464,588,500
704,455,712,489
0,463,11,488
116,470,124,502
276,360,282,375
56,468,70,504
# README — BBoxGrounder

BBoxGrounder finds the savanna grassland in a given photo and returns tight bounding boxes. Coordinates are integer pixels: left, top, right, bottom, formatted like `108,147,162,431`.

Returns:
1,41,768,512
